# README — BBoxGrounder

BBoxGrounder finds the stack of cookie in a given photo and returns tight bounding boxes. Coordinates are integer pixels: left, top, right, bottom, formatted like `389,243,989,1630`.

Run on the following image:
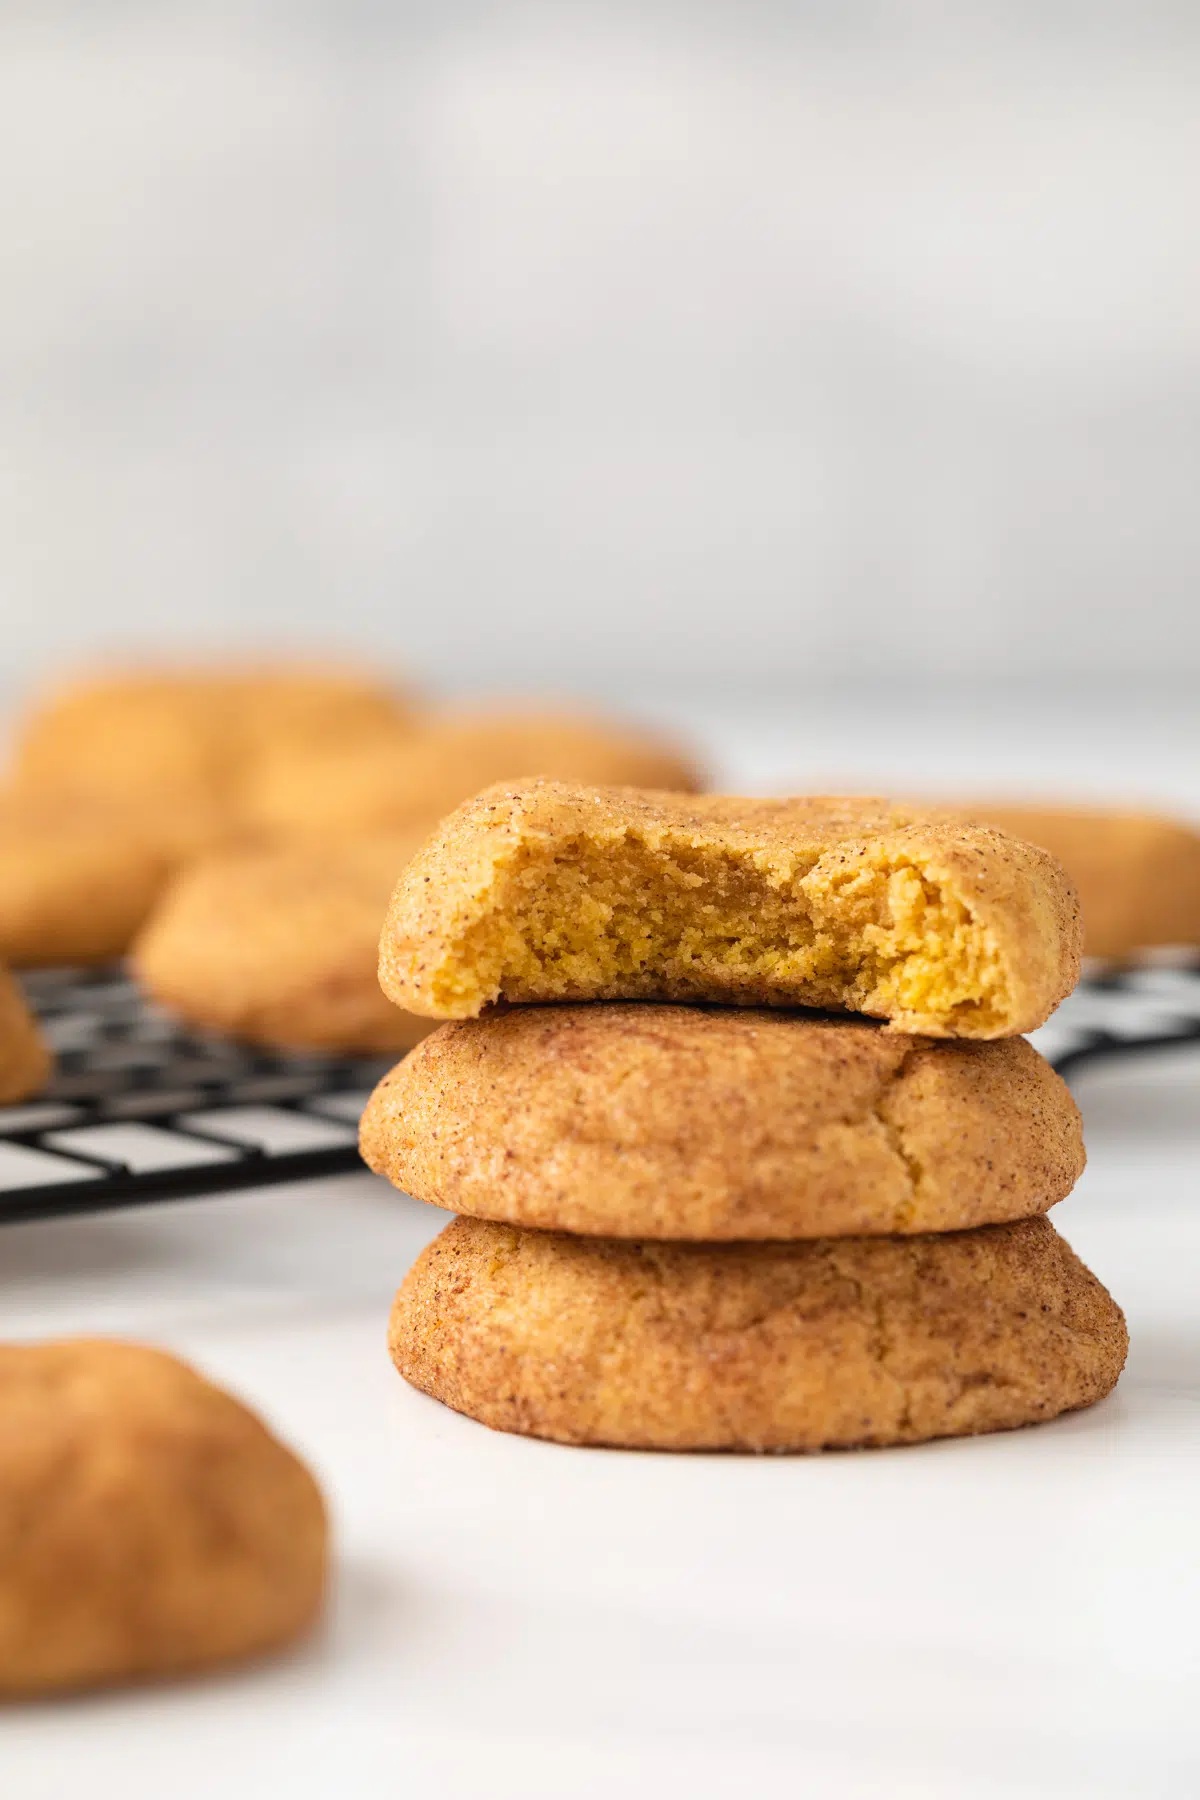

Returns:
362,782,1127,1452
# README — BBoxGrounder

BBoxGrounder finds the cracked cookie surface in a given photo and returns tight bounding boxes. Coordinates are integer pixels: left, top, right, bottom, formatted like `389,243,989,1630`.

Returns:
361,1005,1084,1238
378,782,1081,1037
390,1215,1127,1451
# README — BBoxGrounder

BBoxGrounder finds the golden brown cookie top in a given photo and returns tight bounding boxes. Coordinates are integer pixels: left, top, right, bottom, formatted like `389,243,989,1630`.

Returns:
11,663,417,814
0,1337,328,1695
361,1004,1084,1239
240,707,703,841
379,781,1082,1037
0,1336,279,1440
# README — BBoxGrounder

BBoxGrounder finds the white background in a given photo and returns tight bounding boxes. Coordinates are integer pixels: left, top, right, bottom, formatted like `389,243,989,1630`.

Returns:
1,2,1198,699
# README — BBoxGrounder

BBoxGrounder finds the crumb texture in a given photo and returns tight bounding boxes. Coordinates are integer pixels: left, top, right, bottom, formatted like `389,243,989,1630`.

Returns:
0,1339,328,1695
362,1005,1084,1238
391,1216,1127,1452
380,784,1081,1037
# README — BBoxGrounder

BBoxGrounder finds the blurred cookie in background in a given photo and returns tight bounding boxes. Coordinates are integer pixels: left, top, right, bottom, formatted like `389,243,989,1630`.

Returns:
132,833,432,1054
0,965,51,1102
0,794,235,967
952,804,1200,961
9,663,418,820
239,707,704,841
0,1338,328,1697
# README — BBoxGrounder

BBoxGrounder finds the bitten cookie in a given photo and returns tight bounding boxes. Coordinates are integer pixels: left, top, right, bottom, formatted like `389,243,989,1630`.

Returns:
11,664,417,818
379,783,1082,1038
361,1005,1084,1239
0,1339,328,1696
240,708,703,841
391,1216,1127,1452
133,835,432,1054
0,967,51,1104
952,804,1200,961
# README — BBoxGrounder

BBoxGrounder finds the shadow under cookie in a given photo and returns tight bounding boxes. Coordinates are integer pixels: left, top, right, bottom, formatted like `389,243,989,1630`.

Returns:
389,1215,1127,1453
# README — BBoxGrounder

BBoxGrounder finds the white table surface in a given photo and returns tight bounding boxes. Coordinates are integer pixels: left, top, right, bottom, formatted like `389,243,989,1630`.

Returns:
4,699,1199,1798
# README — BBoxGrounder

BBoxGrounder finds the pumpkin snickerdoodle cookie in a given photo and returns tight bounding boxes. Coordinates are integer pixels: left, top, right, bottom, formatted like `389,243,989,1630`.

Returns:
0,966,51,1103
0,1339,328,1696
240,707,703,842
360,1005,1083,1240
378,783,1081,1038
391,1215,1127,1452
134,835,431,1055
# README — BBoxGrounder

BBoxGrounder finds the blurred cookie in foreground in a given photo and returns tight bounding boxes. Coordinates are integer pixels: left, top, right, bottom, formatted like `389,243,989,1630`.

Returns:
133,835,431,1054
391,1215,1127,1452
379,783,1081,1037
240,707,703,840
362,1005,1084,1240
0,794,232,967
10,663,417,818
0,966,51,1103
950,804,1200,961
0,1339,328,1696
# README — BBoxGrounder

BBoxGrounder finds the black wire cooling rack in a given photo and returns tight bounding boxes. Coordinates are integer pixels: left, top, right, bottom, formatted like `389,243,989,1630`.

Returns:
0,967,392,1225
2,959,1199,1226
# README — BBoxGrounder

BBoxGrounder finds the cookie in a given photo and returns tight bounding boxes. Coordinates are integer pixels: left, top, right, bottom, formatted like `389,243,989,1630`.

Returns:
0,795,228,967
11,664,416,817
133,835,433,1054
951,804,1200,961
0,967,51,1104
241,708,703,842
391,1215,1127,1452
361,1005,1083,1239
0,1339,328,1695
379,783,1081,1038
